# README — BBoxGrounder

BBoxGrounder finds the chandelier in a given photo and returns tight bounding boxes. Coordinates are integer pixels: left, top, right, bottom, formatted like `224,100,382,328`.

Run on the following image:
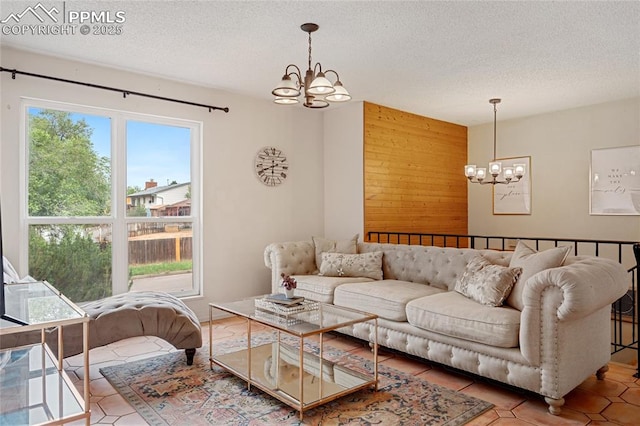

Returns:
271,23,351,109
464,98,525,185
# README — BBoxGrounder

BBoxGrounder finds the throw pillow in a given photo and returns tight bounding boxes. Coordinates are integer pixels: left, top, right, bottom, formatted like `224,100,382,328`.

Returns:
312,234,358,270
454,256,522,307
319,251,383,280
506,241,572,310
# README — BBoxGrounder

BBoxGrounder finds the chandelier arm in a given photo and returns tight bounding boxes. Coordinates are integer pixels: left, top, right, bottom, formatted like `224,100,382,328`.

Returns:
324,69,340,82
312,62,323,75
284,64,303,85
468,176,521,185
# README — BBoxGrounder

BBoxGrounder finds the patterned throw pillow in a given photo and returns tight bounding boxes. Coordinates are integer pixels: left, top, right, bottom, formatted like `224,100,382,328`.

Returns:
454,256,522,307
319,251,383,280
312,234,359,270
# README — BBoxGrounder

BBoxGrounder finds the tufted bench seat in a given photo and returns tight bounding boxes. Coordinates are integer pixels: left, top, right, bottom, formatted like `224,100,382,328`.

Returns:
2,290,202,365
71,291,202,365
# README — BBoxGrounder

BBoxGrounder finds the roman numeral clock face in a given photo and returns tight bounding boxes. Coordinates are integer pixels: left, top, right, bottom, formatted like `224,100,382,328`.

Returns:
255,147,289,187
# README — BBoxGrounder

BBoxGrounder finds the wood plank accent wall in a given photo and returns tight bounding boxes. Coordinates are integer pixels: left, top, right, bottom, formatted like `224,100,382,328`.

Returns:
363,102,468,244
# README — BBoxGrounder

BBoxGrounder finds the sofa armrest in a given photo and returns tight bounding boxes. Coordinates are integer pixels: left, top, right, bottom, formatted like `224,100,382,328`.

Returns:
264,241,316,293
524,256,628,321
519,256,628,365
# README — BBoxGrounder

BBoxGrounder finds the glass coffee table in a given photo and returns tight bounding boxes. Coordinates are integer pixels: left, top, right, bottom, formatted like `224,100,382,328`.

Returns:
209,297,378,420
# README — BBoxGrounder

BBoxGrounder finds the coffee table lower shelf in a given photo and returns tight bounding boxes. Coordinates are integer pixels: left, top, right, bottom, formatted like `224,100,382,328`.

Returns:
210,341,376,419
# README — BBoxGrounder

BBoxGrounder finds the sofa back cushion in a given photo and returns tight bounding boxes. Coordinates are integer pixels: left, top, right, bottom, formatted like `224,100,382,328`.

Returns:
358,243,483,290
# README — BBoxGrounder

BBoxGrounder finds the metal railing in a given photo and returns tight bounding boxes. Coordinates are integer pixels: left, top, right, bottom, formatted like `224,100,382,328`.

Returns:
367,231,640,378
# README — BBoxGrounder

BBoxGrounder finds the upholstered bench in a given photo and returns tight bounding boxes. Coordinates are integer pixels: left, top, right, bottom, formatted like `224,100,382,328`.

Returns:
3,290,202,365
70,291,202,365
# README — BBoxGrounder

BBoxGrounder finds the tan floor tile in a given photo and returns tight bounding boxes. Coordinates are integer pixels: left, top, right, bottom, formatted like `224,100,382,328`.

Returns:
586,412,608,421
460,382,527,411
512,399,589,425
113,340,164,357
564,387,612,414
98,415,120,423
577,375,628,398
496,409,516,417
483,418,536,425
97,393,136,417
620,386,640,406
90,377,119,397
416,366,474,391
464,408,500,425
114,412,148,425
601,401,640,425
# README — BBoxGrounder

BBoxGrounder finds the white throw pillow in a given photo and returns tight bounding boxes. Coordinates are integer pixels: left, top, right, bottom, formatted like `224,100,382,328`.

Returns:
312,234,358,270
319,251,383,280
507,241,571,310
454,256,522,307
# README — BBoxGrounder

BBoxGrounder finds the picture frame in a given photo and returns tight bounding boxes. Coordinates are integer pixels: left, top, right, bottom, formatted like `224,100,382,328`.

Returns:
590,145,640,215
492,156,531,215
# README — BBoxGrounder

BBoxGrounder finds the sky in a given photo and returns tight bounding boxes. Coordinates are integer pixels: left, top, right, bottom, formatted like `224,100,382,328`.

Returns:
30,108,191,190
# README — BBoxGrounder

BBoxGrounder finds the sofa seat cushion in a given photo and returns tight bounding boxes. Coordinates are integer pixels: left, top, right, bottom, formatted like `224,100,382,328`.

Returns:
292,275,373,303
333,280,445,322
406,292,521,348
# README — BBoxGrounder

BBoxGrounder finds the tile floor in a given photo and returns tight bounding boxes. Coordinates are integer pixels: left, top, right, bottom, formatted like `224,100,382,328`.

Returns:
64,316,640,425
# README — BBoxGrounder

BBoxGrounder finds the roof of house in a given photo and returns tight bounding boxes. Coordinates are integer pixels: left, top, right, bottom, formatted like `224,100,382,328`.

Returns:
129,182,190,197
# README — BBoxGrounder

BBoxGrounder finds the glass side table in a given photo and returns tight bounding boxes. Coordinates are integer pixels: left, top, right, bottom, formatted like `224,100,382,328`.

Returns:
1,281,90,425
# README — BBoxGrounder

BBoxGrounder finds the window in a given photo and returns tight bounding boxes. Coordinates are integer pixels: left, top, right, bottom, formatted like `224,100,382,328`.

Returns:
24,101,201,303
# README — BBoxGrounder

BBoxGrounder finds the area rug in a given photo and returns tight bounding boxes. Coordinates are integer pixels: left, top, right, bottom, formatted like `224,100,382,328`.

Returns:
100,336,492,425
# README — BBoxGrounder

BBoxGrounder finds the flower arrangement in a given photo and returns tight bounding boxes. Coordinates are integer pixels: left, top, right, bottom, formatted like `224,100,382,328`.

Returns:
280,273,297,291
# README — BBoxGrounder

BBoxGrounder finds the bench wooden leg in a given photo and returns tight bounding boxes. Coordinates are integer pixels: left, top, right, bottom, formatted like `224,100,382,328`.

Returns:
185,348,196,365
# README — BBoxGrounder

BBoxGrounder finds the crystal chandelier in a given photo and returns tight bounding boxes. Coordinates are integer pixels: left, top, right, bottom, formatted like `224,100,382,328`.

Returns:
271,23,351,109
465,98,525,185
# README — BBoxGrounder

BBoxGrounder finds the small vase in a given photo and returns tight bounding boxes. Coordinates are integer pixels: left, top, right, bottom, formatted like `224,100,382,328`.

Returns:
283,288,295,298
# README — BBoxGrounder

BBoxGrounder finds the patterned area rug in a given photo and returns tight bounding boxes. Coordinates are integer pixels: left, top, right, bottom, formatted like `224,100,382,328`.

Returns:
100,336,492,425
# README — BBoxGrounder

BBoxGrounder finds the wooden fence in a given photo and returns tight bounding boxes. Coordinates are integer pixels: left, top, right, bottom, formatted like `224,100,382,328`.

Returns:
128,237,192,264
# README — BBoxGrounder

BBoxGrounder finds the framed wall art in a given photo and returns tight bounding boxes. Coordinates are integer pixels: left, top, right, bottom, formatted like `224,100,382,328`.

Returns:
590,145,640,215
493,156,531,215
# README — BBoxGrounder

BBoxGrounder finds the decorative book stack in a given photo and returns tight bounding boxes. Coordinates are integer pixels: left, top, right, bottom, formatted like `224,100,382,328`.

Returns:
254,294,319,321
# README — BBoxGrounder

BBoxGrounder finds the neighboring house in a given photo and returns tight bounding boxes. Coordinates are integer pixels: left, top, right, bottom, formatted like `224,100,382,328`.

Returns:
127,180,191,216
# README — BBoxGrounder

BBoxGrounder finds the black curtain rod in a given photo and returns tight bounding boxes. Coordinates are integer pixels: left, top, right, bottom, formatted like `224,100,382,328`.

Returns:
0,67,229,113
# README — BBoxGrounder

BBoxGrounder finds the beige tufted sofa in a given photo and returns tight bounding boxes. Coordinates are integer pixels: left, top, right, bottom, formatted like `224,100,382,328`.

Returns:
264,240,628,415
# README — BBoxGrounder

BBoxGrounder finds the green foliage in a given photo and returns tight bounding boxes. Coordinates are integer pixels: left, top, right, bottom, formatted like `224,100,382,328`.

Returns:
128,204,148,217
28,109,110,216
28,225,112,303
127,185,142,195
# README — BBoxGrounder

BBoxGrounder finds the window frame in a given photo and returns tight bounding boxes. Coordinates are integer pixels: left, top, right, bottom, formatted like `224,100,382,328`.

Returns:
20,98,203,299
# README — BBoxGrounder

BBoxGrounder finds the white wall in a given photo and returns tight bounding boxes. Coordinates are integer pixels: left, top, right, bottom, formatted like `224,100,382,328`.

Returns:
467,97,640,242
0,47,325,320
323,102,364,239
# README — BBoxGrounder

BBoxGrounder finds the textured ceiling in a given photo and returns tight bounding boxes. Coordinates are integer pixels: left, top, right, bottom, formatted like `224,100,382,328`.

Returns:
1,1,639,125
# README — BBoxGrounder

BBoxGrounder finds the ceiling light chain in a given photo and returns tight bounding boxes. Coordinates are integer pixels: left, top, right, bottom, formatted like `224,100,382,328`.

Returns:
464,99,526,185
272,23,351,109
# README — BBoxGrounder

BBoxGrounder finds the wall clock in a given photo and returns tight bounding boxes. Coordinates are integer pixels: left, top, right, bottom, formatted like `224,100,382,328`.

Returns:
255,146,289,187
